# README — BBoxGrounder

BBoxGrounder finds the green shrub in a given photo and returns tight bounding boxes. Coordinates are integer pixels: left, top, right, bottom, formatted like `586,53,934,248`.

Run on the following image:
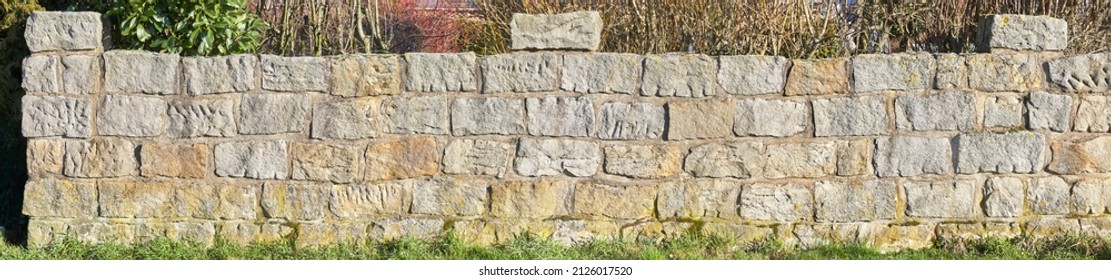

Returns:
102,0,267,55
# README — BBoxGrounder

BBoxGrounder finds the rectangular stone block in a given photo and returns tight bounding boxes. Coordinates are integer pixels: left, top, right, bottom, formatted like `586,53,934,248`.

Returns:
328,182,411,218
666,100,733,140
482,53,560,93
733,99,807,137
381,96,450,135
685,142,764,179
97,180,174,218
139,143,209,178
369,218,444,240
173,182,258,220
97,95,167,137
813,96,889,136
956,132,1046,174
260,55,328,92
515,138,600,177
1072,179,1110,215
21,95,91,138
104,50,180,95
1030,176,1071,215
1048,136,1111,174
443,139,513,178
22,55,58,93
291,143,361,183
183,55,258,95
984,177,1025,218
404,53,477,92
815,179,896,222
575,182,656,219
214,140,289,179
966,54,1043,92
411,178,488,216
895,91,975,131
764,142,835,179
63,139,138,178
903,179,978,218
27,139,63,178
1075,95,1111,132
491,180,574,218
977,14,1068,52
23,179,97,217
526,96,594,137
239,93,308,135
296,223,368,247
364,137,440,181
786,58,848,95
167,97,237,138
597,102,665,140
510,11,601,51
1046,53,1111,93
718,55,790,95
874,136,952,177
311,98,379,139
330,54,400,97
451,97,526,135
657,179,741,219
852,53,934,93
836,139,873,176
935,54,968,90
24,12,103,52
603,144,682,179
61,55,101,94
740,183,813,222
261,182,327,221
561,53,641,94
641,54,716,97
1027,91,1072,132
983,94,1023,128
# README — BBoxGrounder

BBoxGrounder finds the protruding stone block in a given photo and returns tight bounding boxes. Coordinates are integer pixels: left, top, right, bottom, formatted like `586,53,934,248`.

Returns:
381,96,450,135
718,55,790,95
24,12,103,52
238,94,308,135
451,97,526,136
404,53,477,92
260,55,328,92
874,136,952,177
561,53,641,94
311,98,378,139
666,100,733,140
813,96,889,136
330,54,400,97
786,58,848,95
597,102,665,140
903,179,978,218
526,96,594,137
482,53,560,93
956,132,1046,174
977,14,1068,52
603,144,682,179
183,55,257,95
21,95,91,138
515,138,599,177
641,54,716,97
895,91,975,131
291,143,361,183
684,142,764,179
364,137,440,181
443,139,513,178
1046,53,1111,93
97,95,167,137
853,53,934,93
214,140,289,179
1026,91,1072,132
740,183,812,222
733,99,807,137
510,11,602,51
167,97,236,138
63,139,138,178
815,179,896,222
104,50,180,95
139,143,210,178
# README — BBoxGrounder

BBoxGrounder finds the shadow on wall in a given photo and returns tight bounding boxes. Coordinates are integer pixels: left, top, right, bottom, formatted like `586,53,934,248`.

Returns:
0,2,38,245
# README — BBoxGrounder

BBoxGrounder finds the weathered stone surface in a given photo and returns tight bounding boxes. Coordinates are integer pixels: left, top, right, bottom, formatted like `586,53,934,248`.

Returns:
24,12,102,52
510,11,601,51
984,95,1024,127
740,183,812,222
63,139,138,178
597,102,665,140
561,53,641,94
27,139,63,177
1075,96,1111,132
490,180,574,218
764,142,835,179
684,142,764,178
603,144,682,179
22,55,58,93
837,139,873,176
641,54,716,97
404,53,477,92
369,218,444,240
482,53,560,93
526,96,594,137
61,55,100,94
238,94,308,135
443,139,513,177
1027,91,1072,132
364,137,440,181
515,138,599,177
26,219,69,247
291,143,361,183
214,140,289,179
666,100,733,140
903,179,978,218
966,54,1042,92
815,179,896,222
733,99,807,137
853,53,934,93
260,55,328,92
984,177,1025,217
1026,218,1081,237
261,182,327,221
451,97,526,135
874,136,952,177
956,132,1046,174
813,96,889,136
23,179,97,217
104,50,180,95
935,54,968,90
718,55,790,95
895,92,975,131
1071,179,1110,215
330,54,400,97
1080,217,1111,237
1048,136,1111,174
1046,53,1111,93
311,98,378,139
1030,176,1070,215
296,223,368,247
97,180,174,218
411,179,488,216
575,182,656,219
167,97,236,138
978,14,1068,52
786,58,849,95
183,55,257,95
381,96,450,135
97,95,167,137
21,95,91,138
173,182,257,219
139,143,209,178
657,179,741,219
328,182,411,218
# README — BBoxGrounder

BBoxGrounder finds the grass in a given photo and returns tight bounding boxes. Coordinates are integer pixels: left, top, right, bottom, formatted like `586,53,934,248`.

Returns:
3,232,1110,260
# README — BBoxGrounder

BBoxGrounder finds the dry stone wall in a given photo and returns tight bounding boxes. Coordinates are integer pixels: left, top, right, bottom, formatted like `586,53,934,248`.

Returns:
19,12,1111,251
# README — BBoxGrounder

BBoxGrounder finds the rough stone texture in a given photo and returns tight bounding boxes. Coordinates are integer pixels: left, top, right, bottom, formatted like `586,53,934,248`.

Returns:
411,179,488,216
381,96,450,135
903,179,978,218
666,100,734,140
1030,176,1071,215
490,180,574,218
214,140,289,179
598,102,665,140
935,54,968,90
815,179,897,222
603,144,682,179
261,182,327,221
443,139,513,177
291,143,361,183
853,53,934,93
740,183,812,222
956,132,1046,174
984,95,1024,128
183,55,257,95
527,96,594,137
1027,91,1072,132
97,95,167,137
61,55,100,95
575,182,656,219
837,140,873,176
22,179,97,217
641,54,716,97
895,92,975,131
718,55,790,95
786,58,848,96
684,142,764,179
369,219,444,240
978,14,1068,52
404,53,477,92
260,55,328,92
966,54,1043,92
733,99,807,137
311,98,378,139
97,181,174,218
167,97,236,138
104,51,180,95
813,96,889,136
1046,53,1111,93
22,55,58,93
451,97,526,136
27,139,63,178
328,182,411,218
21,95,91,138
511,11,601,51
1048,136,1111,174
1072,179,1110,215
657,179,741,219
1075,96,1111,132
238,94,308,135
24,12,102,52
63,139,138,178
561,53,641,94
139,143,209,178
330,54,400,97
364,137,440,181
984,177,1025,217
482,53,560,93
764,142,836,179
173,182,258,219
515,138,600,177
874,136,952,177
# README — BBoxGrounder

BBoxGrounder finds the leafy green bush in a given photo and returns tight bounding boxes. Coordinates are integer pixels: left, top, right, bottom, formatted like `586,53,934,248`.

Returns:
102,0,267,55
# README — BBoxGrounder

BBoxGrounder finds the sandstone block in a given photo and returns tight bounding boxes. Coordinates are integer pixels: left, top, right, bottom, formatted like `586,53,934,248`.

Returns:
328,182,411,218
1072,179,1110,215
561,53,641,94
956,132,1046,174
764,142,836,179
61,55,100,94
411,178,488,216
369,218,444,240
895,92,975,131
978,14,1068,51
22,179,97,217
167,97,236,138
404,53,477,92
97,95,167,137
718,55,790,95
311,98,379,139
733,99,807,137
815,179,896,222
1026,218,1081,237
104,50,180,95
183,55,257,95
1027,91,1072,132
874,136,952,177
526,96,594,137
21,95,91,138
97,180,174,218
853,53,934,93
657,179,741,219
381,96,450,135
903,179,978,218
510,11,602,51
641,54,716,97
575,182,656,219
260,55,328,92
63,139,138,178
666,100,733,140
1075,96,1111,132
1046,53,1111,93
27,139,63,177
261,182,327,221
984,177,1025,217
291,143,361,183
1030,176,1070,215
1048,136,1111,174
740,183,812,222
238,93,308,135
451,97,526,135
490,180,574,218
515,138,599,177
443,139,513,177
983,95,1024,127
364,137,440,181
786,58,848,95
139,143,209,178
330,54,400,97
836,139,873,176
966,54,1042,92
597,102,665,140
813,96,889,136
21,55,58,93
684,142,764,178
603,144,682,179
24,12,102,52
482,53,560,93
172,182,258,220
935,54,968,89
296,223,367,247
214,140,289,179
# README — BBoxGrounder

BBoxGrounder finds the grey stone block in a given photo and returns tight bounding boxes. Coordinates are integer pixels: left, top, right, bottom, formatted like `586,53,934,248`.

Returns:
1027,91,1072,132
561,53,641,94
24,12,102,52
903,179,978,218
63,138,138,178
597,102,665,140
1075,96,1111,132
97,95,166,137
381,96,450,135
935,54,968,90
967,54,1042,92
22,55,58,93
813,96,889,136
956,132,1046,174
215,140,289,179
443,139,513,177
515,138,600,177
21,95,91,138
983,95,1024,128
603,144,682,179
61,55,100,94
641,53,716,97
526,96,594,137
404,53,477,92
815,179,896,222
984,177,1024,217
482,53,560,93
1030,176,1070,215
734,99,807,137
411,178,489,216
764,142,836,179
311,98,378,139
510,11,602,51
1046,53,1111,93
718,55,790,95
684,142,764,179
852,53,934,93
104,50,180,95
183,55,258,95
451,97,526,136
740,183,812,222
895,91,975,131
874,136,952,177
239,94,308,135
260,55,328,92
167,97,236,138
978,14,1068,52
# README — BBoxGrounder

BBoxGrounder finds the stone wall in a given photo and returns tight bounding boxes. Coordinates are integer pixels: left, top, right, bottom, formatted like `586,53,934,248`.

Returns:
19,11,1111,251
